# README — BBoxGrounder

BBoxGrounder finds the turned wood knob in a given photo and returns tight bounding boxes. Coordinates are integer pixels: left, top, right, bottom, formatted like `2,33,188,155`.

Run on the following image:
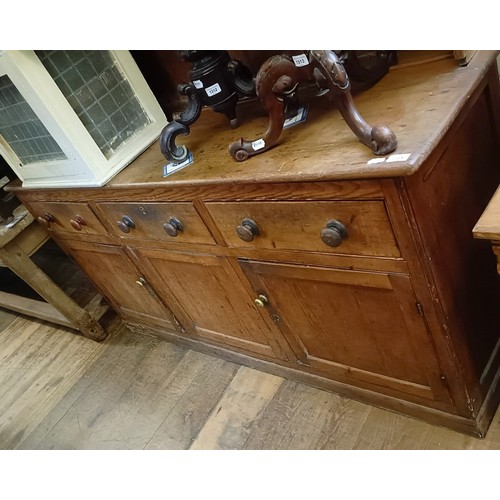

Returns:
163,217,184,237
117,215,135,233
37,212,56,228
70,216,87,231
236,218,261,242
320,219,348,247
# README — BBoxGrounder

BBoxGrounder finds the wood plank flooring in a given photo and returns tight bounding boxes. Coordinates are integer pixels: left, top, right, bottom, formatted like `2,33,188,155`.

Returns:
0,308,499,450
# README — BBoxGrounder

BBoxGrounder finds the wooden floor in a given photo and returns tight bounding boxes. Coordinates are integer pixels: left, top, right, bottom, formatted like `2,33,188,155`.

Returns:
1,306,499,450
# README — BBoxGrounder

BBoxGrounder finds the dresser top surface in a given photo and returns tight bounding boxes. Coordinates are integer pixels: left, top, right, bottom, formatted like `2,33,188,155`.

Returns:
8,50,498,193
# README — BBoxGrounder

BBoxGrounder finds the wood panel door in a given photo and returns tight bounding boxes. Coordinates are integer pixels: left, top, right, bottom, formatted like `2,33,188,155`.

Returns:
131,247,291,361
63,241,179,331
240,260,452,405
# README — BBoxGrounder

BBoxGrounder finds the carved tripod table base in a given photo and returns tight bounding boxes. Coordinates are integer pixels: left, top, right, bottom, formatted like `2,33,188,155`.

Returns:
228,50,398,162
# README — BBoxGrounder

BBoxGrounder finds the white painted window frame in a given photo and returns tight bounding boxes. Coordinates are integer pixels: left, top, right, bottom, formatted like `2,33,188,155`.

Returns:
0,50,167,188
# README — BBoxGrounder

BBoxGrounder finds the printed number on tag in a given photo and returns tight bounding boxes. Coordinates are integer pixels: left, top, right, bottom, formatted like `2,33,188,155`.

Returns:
205,83,222,97
292,54,309,67
251,139,266,151
163,152,194,177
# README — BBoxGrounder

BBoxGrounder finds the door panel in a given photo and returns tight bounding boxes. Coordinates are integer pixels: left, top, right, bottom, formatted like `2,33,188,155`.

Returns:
240,259,451,403
132,248,289,360
63,241,177,330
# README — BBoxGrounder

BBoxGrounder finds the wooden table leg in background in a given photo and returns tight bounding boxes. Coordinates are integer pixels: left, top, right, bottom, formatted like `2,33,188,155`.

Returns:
0,240,106,341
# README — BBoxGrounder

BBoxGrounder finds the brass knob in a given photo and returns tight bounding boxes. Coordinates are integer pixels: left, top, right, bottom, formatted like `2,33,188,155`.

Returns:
117,215,135,233
70,215,86,231
135,277,157,297
37,212,55,228
163,217,184,237
254,294,268,308
320,219,348,247
236,218,261,242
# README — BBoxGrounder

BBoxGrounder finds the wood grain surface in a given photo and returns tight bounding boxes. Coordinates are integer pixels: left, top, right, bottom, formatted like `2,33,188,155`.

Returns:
1,311,499,450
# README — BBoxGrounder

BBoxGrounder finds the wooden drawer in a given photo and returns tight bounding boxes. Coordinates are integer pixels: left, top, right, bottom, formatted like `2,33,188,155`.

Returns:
28,201,108,236
206,201,400,257
96,202,216,245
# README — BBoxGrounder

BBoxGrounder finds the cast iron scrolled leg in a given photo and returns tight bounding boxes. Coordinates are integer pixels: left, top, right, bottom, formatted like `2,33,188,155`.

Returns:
309,50,397,155
229,55,308,161
159,121,191,163
159,84,203,163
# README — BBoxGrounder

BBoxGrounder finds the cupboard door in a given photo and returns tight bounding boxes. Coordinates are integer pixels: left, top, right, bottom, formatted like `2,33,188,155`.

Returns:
132,248,290,360
63,241,178,331
240,260,451,404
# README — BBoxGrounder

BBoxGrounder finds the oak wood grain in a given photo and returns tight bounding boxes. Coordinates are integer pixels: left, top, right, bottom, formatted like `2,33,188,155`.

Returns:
3,318,499,450
206,200,400,257
133,247,289,359
240,260,452,406
6,53,497,194
144,353,239,450
8,50,500,436
0,317,110,449
61,240,179,332
28,201,108,237
241,381,372,450
95,201,216,245
189,367,283,450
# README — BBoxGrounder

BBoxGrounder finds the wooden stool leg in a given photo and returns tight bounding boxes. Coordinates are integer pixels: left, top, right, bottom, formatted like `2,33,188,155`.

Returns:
0,242,106,341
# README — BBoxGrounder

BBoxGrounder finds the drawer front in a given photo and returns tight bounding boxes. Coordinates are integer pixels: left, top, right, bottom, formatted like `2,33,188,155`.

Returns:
29,201,108,236
96,202,216,244
206,201,400,257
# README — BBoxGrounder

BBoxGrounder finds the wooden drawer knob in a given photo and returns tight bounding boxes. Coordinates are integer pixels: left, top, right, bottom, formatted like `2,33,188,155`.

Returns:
70,216,87,231
117,215,135,233
320,219,348,247
163,217,184,237
236,218,261,242
37,212,56,228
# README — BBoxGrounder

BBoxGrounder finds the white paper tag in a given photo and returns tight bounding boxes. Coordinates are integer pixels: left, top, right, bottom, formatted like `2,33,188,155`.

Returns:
367,158,386,165
193,80,203,89
387,153,411,163
205,83,222,97
251,139,266,151
292,54,309,67
163,152,194,177
5,213,26,229
283,106,309,129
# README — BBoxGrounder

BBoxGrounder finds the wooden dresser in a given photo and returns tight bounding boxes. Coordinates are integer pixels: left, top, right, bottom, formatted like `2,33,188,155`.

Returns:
9,51,500,437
